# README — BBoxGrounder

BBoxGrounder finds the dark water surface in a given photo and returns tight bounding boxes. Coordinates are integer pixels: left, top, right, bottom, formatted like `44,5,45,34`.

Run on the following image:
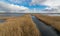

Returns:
0,13,25,17
31,16,58,36
0,13,60,16
0,13,60,36
0,13,25,23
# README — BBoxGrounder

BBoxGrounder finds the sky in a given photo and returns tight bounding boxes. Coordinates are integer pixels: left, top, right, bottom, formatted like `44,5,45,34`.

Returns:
0,0,60,13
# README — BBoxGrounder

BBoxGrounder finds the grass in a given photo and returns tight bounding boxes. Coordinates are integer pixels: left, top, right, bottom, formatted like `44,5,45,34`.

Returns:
34,14,60,31
0,16,15,20
0,14,41,36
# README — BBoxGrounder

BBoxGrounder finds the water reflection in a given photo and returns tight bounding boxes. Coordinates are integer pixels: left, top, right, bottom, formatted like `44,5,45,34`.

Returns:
0,19,6,23
0,13,25,17
32,16,58,36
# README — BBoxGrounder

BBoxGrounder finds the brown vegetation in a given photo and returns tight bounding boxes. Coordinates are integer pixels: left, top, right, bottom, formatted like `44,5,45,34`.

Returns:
0,16,15,20
34,14,60,31
0,14,41,36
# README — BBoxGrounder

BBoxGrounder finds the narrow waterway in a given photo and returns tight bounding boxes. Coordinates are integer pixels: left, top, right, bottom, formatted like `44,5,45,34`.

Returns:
0,13,60,36
31,15,58,36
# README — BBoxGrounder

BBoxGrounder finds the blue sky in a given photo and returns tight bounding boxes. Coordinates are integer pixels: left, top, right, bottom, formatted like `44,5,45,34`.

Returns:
0,0,60,13
0,0,47,10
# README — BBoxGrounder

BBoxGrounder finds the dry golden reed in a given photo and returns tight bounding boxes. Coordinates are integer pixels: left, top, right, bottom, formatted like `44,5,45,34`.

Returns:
34,14,60,31
0,14,41,36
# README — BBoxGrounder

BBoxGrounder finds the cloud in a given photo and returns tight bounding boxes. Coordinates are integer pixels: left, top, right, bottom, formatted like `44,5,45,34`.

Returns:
0,1,43,13
42,0,60,7
8,0,31,5
40,0,60,13
30,0,60,13
30,0,46,5
9,0,24,4
31,0,60,7
0,1,29,13
0,0,60,13
31,0,45,4
42,6,60,13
